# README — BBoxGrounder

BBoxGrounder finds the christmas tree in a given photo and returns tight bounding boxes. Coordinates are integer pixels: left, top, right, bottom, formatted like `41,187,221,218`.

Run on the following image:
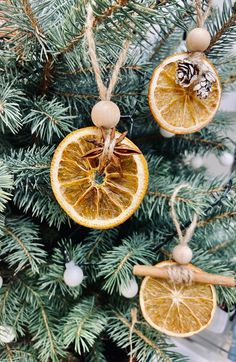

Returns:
0,0,236,361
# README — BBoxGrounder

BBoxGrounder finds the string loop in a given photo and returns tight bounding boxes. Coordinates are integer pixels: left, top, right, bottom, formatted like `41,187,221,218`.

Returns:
170,184,198,247
86,4,131,101
194,0,213,28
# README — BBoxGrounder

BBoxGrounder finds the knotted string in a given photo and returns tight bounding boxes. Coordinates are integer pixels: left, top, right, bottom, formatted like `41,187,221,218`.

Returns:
86,4,131,101
168,184,198,284
195,0,213,28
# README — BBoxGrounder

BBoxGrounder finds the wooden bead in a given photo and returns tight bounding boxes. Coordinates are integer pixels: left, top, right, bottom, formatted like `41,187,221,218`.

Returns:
172,245,193,264
186,28,211,52
91,101,120,128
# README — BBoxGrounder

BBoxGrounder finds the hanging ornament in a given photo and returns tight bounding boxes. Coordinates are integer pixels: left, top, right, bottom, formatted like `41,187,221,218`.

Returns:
63,261,84,287
50,5,148,229
148,0,221,134
159,127,175,138
133,184,235,337
0,325,16,343
191,154,204,169
219,151,234,167
120,277,138,299
0,276,3,289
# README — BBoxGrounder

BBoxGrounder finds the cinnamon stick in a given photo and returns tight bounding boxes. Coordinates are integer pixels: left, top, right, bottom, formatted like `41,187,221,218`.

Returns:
133,265,235,287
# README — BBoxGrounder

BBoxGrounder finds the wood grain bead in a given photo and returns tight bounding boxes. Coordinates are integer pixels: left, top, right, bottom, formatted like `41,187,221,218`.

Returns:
186,28,211,52
172,244,193,264
91,100,120,128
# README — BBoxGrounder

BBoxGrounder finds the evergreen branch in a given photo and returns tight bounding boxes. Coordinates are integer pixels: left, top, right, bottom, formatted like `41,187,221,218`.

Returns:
24,97,75,144
208,239,235,253
207,4,236,52
0,161,13,213
59,0,129,54
0,345,36,362
115,312,169,360
21,0,43,33
38,53,54,95
108,309,186,362
0,217,46,273
98,234,156,294
0,81,25,134
198,211,236,227
61,297,108,355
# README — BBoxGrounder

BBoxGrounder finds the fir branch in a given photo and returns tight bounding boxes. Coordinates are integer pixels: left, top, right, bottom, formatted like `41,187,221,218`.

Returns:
98,234,156,294
0,217,46,274
0,81,25,134
108,309,186,362
38,53,54,95
207,1,236,58
0,161,13,213
61,297,108,355
59,0,129,54
24,97,75,144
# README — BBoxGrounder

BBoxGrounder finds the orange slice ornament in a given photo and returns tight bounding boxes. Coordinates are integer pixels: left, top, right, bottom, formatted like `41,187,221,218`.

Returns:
148,53,221,134
50,127,148,229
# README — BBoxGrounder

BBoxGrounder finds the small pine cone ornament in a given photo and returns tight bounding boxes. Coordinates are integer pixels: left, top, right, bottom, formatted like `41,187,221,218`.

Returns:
176,59,199,87
193,70,216,99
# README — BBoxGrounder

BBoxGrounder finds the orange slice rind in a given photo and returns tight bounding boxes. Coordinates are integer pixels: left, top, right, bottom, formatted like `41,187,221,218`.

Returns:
139,261,216,337
148,53,221,134
50,127,149,229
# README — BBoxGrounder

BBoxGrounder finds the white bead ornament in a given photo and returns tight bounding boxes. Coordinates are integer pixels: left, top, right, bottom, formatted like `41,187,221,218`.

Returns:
63,261,84,287
220,152,234,167
172,244,193,264
186,28,211,52
120,277,138,299
191,155,204,169
91,100,120,129
0,325,16,343
160,128,175,138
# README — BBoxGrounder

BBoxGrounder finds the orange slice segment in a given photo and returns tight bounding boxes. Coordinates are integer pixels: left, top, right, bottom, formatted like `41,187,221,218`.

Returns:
50,127,148,229
140,261,216,337
149,53,221,134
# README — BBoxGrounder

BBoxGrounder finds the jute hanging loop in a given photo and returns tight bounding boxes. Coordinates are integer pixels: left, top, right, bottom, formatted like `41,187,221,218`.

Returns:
170,184,198,247
86,4,131,101
195,0,213,28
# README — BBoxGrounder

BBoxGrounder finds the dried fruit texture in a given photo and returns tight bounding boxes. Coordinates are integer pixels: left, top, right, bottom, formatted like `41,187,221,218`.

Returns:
140,261,217,337
50,127,149,229
148,53,221,134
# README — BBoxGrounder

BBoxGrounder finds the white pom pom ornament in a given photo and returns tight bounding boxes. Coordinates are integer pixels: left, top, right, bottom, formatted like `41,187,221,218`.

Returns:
120,278,138,299
0,325,16,343
63,261,84,287
191,155,204,169
160,128,175,138
91,100,120,129
219,152,234,167
0,276,3,289
186,27,211,52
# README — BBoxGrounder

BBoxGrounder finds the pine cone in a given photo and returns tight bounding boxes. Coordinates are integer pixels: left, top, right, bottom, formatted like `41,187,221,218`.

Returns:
176,59,199,87
193,70,216,99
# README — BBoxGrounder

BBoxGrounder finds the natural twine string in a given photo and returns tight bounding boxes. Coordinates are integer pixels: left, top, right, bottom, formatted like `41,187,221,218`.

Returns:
170,184,198,247
86,4,131,101
129,308,138,362
168,184,198,284
195,0,213,28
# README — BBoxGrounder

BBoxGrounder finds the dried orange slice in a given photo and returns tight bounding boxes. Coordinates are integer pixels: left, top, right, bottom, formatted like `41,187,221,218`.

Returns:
148,53,221,134
50,127,148,229
140,261,216,337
